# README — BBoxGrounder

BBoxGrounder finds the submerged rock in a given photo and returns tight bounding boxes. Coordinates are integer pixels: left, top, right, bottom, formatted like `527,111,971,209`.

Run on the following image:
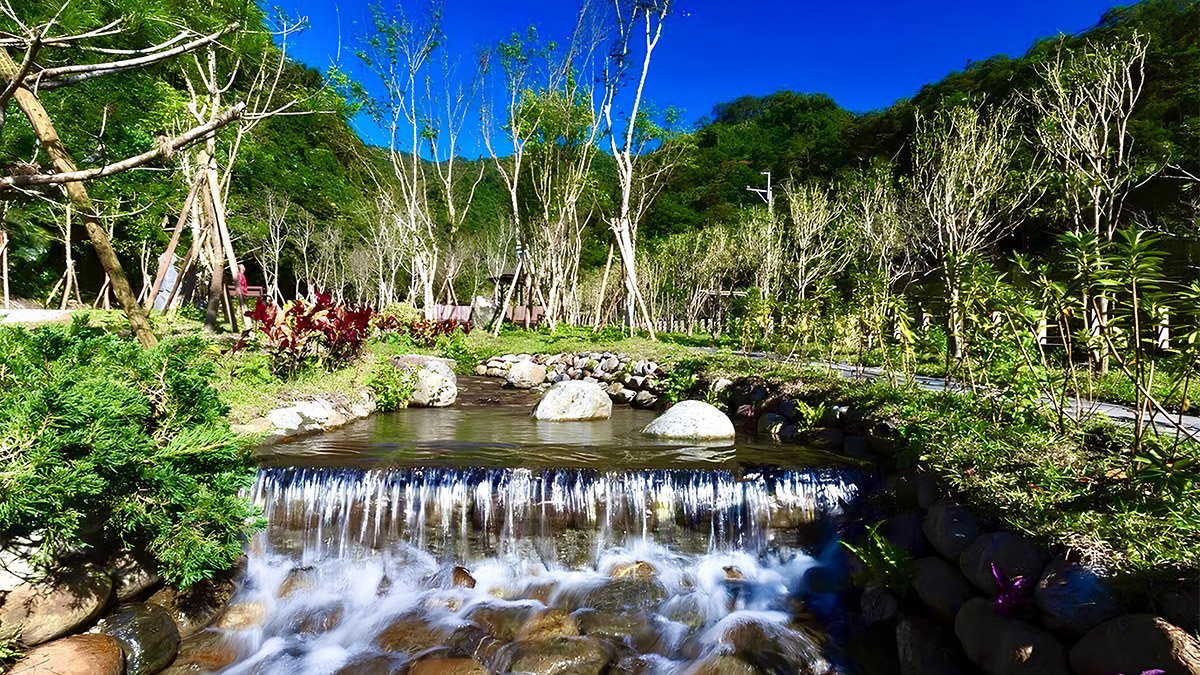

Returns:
159,630,238,674
375,611,455,654
681,654,762,675
1069,614,1200,675
504,636,612,675
515,608,580,641
8,634,125,675
408,657,488,675
642,400,735,440
534,380,613,421
0,568,112,646
95,602,180,675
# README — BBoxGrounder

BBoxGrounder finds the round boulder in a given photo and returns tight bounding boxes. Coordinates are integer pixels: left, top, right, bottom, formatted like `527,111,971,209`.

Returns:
507,360,548,389
923,500,980,559
955,597,1069,675
8,634,125,675
392,356,458,407
1069,614,1200,675
534,380,613,421
0,569,113,646
95,602,180,675
642,400,735,440
505,636,612,675
1034,557,1118,635
910,557,974,623
959,532,1045,595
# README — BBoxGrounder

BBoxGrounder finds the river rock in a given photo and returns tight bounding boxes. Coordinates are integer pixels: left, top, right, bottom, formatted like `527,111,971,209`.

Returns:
375,611,454,654
756,413,787,436
534,380,613,421
0,568,113,645
609,560,656,579
896,616,965,675
95,602,180,675
883,511,931,558
8,634,125,675
148,575,237,638
573,576,667,614
959,532,1045,595
213,601,268,630
158,630,238,674
505,636,611,675
642,400,735,440
110,554,161,602
1161,587,1200,634
574,609,657,651
632,390,658,409
910,557,973,622
681,654,761,675
923,500,980,558
1069,614,1200,675
1033,557,1118,635
466,603,535,641
955,597,1068,675
405,359,458,407
515,608,580,641
507,361,547,389
409,657,488,675
860,585,899,625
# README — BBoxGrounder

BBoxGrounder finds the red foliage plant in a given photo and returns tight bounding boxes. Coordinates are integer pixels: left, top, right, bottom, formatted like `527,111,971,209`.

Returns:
238,291,375,377
375,315,472,348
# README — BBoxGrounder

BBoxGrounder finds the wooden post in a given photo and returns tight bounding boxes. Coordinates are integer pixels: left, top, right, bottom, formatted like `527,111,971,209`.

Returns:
492,257,522,337
0,228,8,309
0,48,156,347
144,175,203,310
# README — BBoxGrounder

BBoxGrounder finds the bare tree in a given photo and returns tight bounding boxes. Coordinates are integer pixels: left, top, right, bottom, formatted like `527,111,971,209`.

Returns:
781,180,850,301
251,191,290,303
910,102,1022,360
0,3,243,346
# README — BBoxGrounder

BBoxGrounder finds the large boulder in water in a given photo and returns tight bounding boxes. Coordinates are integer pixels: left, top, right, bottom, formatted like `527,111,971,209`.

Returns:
507,360,547,389
95,602,180,675
0,568,113,645
393,355,458,407
534,381,613,421
642,400,735,440
8,634,125,675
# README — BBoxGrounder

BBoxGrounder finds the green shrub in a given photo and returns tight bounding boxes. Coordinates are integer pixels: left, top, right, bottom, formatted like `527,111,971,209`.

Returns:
437,332,478,374
369,365,417,412
0,319,259,588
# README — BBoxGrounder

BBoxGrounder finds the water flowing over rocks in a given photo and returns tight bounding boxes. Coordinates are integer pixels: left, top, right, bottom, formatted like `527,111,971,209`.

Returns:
7,634,126,675
642,400,736,440
534,380,613,421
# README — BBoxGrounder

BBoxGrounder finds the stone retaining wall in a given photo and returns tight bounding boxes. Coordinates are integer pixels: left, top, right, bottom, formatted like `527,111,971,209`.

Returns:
476,352,667,408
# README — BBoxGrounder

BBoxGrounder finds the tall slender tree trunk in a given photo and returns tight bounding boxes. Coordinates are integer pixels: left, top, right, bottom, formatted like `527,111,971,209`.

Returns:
0,49,156,347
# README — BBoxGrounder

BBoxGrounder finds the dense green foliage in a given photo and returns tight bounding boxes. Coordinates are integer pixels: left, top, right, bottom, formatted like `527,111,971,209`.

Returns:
0,320,258,587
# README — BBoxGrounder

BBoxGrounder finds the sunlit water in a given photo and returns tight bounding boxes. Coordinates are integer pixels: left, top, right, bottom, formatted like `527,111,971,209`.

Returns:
213,378,867,674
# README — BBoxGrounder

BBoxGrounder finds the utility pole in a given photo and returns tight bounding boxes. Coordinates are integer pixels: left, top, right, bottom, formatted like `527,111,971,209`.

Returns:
747,171,773,213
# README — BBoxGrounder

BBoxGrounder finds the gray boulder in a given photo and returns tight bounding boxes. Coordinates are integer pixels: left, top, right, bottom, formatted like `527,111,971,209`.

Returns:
642,400,735,440
911,557,974,622
1034,557,1118,635
506,360,548,389
0,568,112,646
955,597,1069,675
534,381,613,421
1069,614,1200,675
959,532,1045,595
409,360,458,407
923,500,980,558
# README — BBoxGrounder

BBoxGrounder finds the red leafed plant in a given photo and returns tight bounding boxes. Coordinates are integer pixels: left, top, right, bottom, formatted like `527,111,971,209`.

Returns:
238,291,375,377
375,315,472,348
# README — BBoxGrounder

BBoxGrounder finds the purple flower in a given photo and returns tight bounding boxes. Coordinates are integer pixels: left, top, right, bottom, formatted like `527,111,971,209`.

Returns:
991,562,1033,616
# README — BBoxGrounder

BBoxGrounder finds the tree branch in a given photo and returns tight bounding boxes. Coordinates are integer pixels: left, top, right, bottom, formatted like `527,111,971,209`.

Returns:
28,26,234,90
0,102,245,189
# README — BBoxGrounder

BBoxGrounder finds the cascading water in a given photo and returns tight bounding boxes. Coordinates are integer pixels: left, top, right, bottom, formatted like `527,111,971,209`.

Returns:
205,397,866,674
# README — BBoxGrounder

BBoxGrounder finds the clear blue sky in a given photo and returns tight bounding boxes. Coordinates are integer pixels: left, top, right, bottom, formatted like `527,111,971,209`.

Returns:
271,0,1128,152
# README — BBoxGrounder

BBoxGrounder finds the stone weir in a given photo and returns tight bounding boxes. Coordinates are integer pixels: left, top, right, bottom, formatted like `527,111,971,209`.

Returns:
477,351,666,407
249,465,863,562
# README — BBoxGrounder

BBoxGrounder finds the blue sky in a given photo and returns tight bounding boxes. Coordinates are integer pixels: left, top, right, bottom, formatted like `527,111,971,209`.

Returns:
271,0,1128,153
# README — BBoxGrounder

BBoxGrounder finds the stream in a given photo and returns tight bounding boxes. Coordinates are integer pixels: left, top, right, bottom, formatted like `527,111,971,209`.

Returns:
212,378,867,674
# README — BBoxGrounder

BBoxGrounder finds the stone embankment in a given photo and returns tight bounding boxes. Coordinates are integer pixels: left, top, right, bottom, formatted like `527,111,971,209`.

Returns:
476,352,667,408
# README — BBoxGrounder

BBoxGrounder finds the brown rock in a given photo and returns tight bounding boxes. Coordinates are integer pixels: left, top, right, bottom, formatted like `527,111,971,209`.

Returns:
954,597,1069,674
465,602,535,641
148,575,237,638
515,608,580,641
277,567,316,599
95,602,180,675
212,601,268,630
609,561,656,579
375,611,454,654
0,569,113,646
8,634,125,675
408,657,488,675
110,554,162,602
505,636,611,675
680,654,762,675
923,500,979,559
451,566,476,588
1069,614,1200,675
158,630,239,674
